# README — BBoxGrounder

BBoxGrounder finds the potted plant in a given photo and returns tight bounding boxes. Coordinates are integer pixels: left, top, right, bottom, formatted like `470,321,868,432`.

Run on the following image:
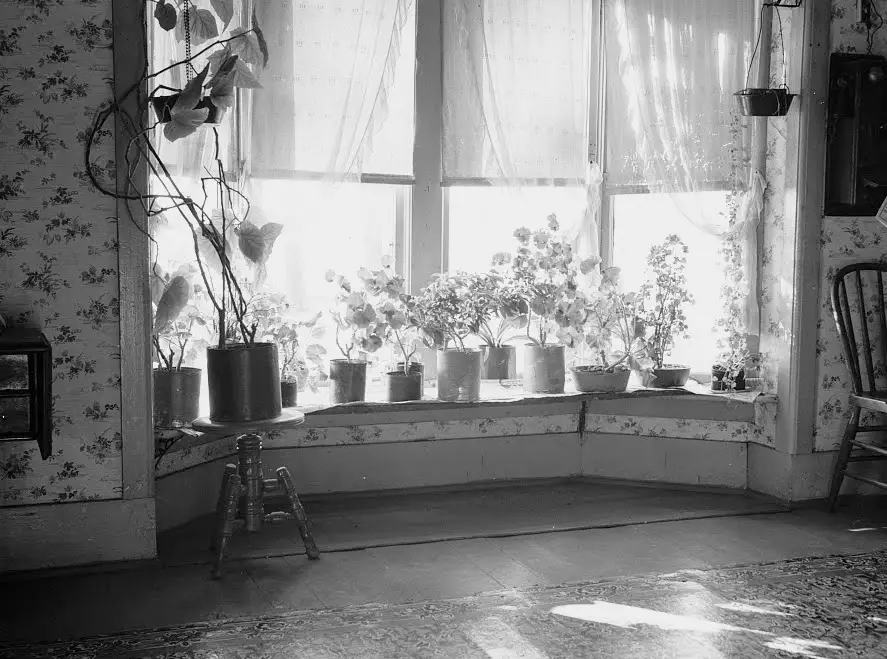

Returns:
711,325,751,392
152,272,210,427
497,214,598,394
357,262,424,402
325,270,386,404
570,266,637,393
473,272,527,380
87,3,279,423
412,272,490,402
637,234,695,388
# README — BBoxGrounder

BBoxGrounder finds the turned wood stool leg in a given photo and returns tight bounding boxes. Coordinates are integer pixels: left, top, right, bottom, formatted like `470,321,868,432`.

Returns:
210,463,239,551
276,466,320,560
211,466,241,579
238,433,265,532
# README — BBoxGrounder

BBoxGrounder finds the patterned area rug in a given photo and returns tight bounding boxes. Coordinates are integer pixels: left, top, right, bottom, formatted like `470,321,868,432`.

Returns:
5,552,886,659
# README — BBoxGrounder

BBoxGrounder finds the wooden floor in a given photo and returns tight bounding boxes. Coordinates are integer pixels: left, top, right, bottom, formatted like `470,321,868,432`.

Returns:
1,480,886,645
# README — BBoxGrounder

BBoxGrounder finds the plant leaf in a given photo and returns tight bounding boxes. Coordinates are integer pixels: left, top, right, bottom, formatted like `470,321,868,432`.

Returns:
237,221,282,264
228,28,264,66
154,0,177,31
173,64,209,114
252,9,269,67
163,65,210,142
188,8,219,45
209,0,234,30
154,275,190,333
230,58,262,88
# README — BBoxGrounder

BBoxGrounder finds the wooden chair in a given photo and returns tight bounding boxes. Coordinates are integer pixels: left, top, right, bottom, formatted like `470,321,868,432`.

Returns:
828,262,887,510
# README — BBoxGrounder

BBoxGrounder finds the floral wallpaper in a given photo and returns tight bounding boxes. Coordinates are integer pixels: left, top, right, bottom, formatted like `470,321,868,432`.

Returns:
0,1,123,506
812,1,887,451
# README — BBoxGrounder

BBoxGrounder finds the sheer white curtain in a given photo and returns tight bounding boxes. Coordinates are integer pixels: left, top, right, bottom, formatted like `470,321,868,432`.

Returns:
603,0,759,331
442,0,597,261
249,0,413,178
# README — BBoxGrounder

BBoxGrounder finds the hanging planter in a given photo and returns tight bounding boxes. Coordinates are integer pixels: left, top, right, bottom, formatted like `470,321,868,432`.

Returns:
734,87,795,117
151,93,226,125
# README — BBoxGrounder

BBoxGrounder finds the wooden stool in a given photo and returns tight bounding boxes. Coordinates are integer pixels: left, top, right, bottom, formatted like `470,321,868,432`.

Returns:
193,411,319,578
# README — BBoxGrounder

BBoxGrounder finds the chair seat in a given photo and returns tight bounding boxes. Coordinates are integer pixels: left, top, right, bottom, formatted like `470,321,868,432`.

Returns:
850,393,887,414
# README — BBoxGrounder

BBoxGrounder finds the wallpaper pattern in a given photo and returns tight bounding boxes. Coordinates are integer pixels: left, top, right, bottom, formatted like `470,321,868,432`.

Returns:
0,1,123,506
813,1,887,451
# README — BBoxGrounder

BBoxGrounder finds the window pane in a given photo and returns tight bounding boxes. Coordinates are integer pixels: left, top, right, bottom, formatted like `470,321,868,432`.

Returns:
611,191,729,373
446,187,587,274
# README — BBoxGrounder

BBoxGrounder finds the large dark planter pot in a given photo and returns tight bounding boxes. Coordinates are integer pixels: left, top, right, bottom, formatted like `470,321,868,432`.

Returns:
570,366,630,393
734,88,795,116
153,367,201,428
385,362,424,402
711,366,746,392
523,344,565,394
207,343,281,423
650,365,691,388
481,345,517,380
329,359,367,404
437,349,482,402
151,94,226,124
281,379,299,407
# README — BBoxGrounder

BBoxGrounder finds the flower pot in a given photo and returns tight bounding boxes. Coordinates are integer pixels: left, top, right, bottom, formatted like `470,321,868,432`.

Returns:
281,379,298,407
570,366,630,393
437,349,482,402
329,359,367,404
711,366,746,392
481,345,517,380
207,343,281,423
153,367,201,428
650,365,691,388
734,88,795,116
151,94,226,124
384,363,424,402
523,344,565,394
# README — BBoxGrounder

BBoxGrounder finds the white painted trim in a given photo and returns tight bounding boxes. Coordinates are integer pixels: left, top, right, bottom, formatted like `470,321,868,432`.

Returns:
0,497,156,573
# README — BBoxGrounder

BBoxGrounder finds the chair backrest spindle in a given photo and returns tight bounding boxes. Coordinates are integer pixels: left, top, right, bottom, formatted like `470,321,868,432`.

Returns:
855,270,877,392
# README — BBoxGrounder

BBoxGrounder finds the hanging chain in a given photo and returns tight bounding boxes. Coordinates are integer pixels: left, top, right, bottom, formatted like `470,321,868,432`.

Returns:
183,0,193,82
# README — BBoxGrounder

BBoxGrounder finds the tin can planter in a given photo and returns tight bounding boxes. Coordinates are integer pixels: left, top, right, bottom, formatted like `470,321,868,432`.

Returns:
711,366,746,392
481,345,517,380
650,365,691,388
570,365,630,393
153,367,201,428
385,362,424,402
151,94,226,124
523,344,565,394
207,343,281,423
329,359,367,404
437,349,482,402
280,379,299,407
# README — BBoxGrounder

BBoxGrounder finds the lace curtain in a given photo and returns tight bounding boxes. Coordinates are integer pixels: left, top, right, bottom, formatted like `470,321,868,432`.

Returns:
603,0,759,331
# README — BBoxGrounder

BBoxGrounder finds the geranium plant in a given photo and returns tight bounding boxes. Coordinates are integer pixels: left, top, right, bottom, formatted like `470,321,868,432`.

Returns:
580,266,648,372
325,270,386,362
637,234,695,369
493,214,598,348
356,261,421,374
412,271,494,352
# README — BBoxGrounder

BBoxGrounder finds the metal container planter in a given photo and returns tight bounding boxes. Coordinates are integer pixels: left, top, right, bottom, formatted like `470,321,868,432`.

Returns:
280,379,299,407
733,88,795,117
570,366,630,393
385,362,424,402
329,359,367,404
711,366,746,392
523,344,565,394
650,365,691,388
207,343,281,423
481,345,517,380
437,349,482,402
153,367,201,428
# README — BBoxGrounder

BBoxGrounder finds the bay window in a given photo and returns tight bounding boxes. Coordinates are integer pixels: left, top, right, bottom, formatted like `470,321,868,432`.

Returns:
149,0,759,405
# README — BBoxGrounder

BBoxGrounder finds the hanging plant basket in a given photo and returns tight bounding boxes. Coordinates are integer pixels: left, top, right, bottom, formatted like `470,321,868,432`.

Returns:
151,94,226,125
734,88,795,117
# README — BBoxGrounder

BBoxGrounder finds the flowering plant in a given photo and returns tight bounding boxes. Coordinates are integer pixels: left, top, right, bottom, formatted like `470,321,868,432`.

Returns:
325,270,386,362
412,272,493,352
637,234,694,369
494,214,598,348
356,261,421,374
581,266,648,371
